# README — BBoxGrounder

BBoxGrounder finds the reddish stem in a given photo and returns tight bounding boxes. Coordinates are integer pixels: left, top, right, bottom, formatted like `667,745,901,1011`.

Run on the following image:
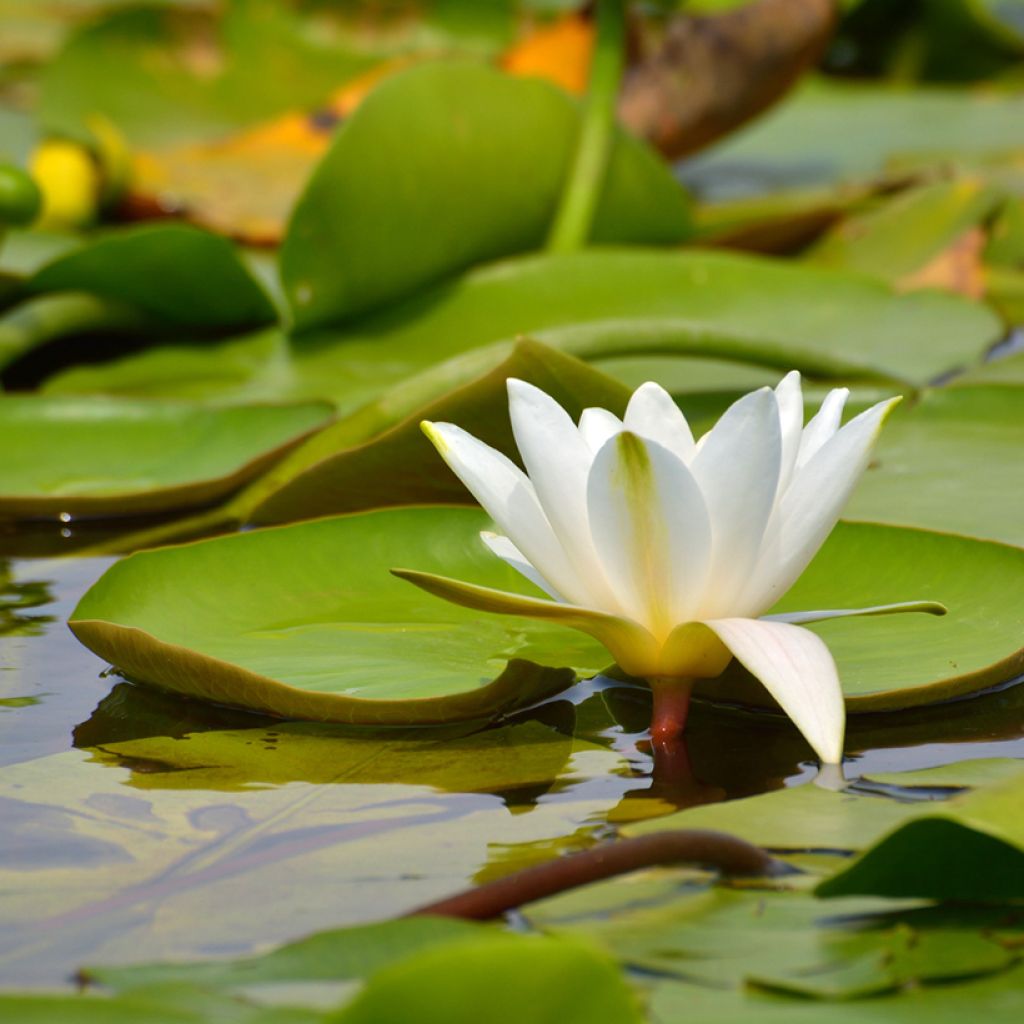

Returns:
650,678,694,747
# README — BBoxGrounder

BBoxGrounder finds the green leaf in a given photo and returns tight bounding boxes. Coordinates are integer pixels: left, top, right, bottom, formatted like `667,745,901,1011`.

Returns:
71,510,1024,721
27,224,277,332
85,917,484,993
238,340,631,525
49,249,1002,405
818,764,1024,900
0,984,321,1023
697,521,1024,712
69,507,601,722
281,61,692,329
804,177,1002,282
684,77,1024,195
38,3,377,148
0,395,333,519
328,932,644,1024
844,385,1024,546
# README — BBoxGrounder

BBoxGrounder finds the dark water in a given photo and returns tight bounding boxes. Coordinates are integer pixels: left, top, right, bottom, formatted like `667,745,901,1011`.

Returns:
1,550,1022,989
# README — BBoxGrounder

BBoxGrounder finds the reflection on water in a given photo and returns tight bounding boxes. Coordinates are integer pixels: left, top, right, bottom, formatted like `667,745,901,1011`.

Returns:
0,554,1022,987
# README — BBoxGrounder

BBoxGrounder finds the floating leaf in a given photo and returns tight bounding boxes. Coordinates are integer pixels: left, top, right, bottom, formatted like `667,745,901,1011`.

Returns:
0,395,333,519
697,521,1024,712
330,932,643,1024
26,223,277,332
48,249,1003,405
804,177,1001,292
683,78,1024,196
281,62,693,329
845,385,1024,546
71,512,1024,721
818,764,1024,900
69,507,601,722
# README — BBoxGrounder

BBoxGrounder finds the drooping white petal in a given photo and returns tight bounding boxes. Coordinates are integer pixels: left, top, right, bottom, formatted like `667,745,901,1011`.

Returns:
774,370,804,496
507,379,621,611
391,567,661,677
578,407,623,453
586,431,712,637
704,618,845,764
622,381,695,464
689,387,782,617
739,397,900,614
764,600,946,625
480,532,562,600
422,421,585,604
797,387,849,469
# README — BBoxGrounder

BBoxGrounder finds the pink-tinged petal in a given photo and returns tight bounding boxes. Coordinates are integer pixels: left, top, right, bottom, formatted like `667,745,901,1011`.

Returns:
623,382,695,464
578,407,623,453
689,388,782,616
774,370,804,496
422,420,584,604
480,532,562,600
507,379,621,611
764,600,946,625
740,397,900,614
704,618,845,764
390,568,660,675
587,431,711,636
798,387,850,469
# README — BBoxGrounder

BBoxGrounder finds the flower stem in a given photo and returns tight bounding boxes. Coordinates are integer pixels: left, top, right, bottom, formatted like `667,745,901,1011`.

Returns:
650,677,695,747
545,0,627,253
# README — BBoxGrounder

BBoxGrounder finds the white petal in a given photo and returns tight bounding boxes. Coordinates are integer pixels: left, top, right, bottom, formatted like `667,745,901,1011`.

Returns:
507,379,621,611
739,397,899,613
764,600,946,625
391,567,661,677
623,382,695,464
774,370,804,496
422,421,585,604
689,387,782,617
579,407,623,453
704,618,845,764
480,532,562,600
586,431,711,637
797,387,849,469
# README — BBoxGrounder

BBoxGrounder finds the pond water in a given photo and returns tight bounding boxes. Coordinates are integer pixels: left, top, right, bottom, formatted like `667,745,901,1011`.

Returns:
2,545,1023,988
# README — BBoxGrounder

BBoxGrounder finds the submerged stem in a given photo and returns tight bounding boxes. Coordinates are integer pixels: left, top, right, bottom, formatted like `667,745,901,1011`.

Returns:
546,0,627,252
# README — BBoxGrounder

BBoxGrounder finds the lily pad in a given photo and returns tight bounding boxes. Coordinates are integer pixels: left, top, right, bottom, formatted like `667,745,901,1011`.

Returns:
697,521,1024,712
69,507,600,723
282,61,692,329
0,395,333,519
26,223,277,332
71,511,1024,722
47,248,1002,405
818,764,1024,900
844,385,1024,546
683,78,1024,196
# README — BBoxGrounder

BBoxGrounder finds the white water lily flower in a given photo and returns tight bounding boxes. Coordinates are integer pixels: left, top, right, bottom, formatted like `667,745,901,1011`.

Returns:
393,374,945,764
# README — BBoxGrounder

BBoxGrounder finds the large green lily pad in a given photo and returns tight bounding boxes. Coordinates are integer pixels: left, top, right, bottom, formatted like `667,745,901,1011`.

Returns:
69,507,598,723
844,385,1024,546
45,248,1002,407
70,510,1024,722
281,61,692,330
0,395,333,519
697,521,1024,712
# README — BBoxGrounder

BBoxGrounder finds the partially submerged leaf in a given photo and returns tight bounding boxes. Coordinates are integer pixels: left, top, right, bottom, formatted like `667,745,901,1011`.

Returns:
818,764,1024,900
